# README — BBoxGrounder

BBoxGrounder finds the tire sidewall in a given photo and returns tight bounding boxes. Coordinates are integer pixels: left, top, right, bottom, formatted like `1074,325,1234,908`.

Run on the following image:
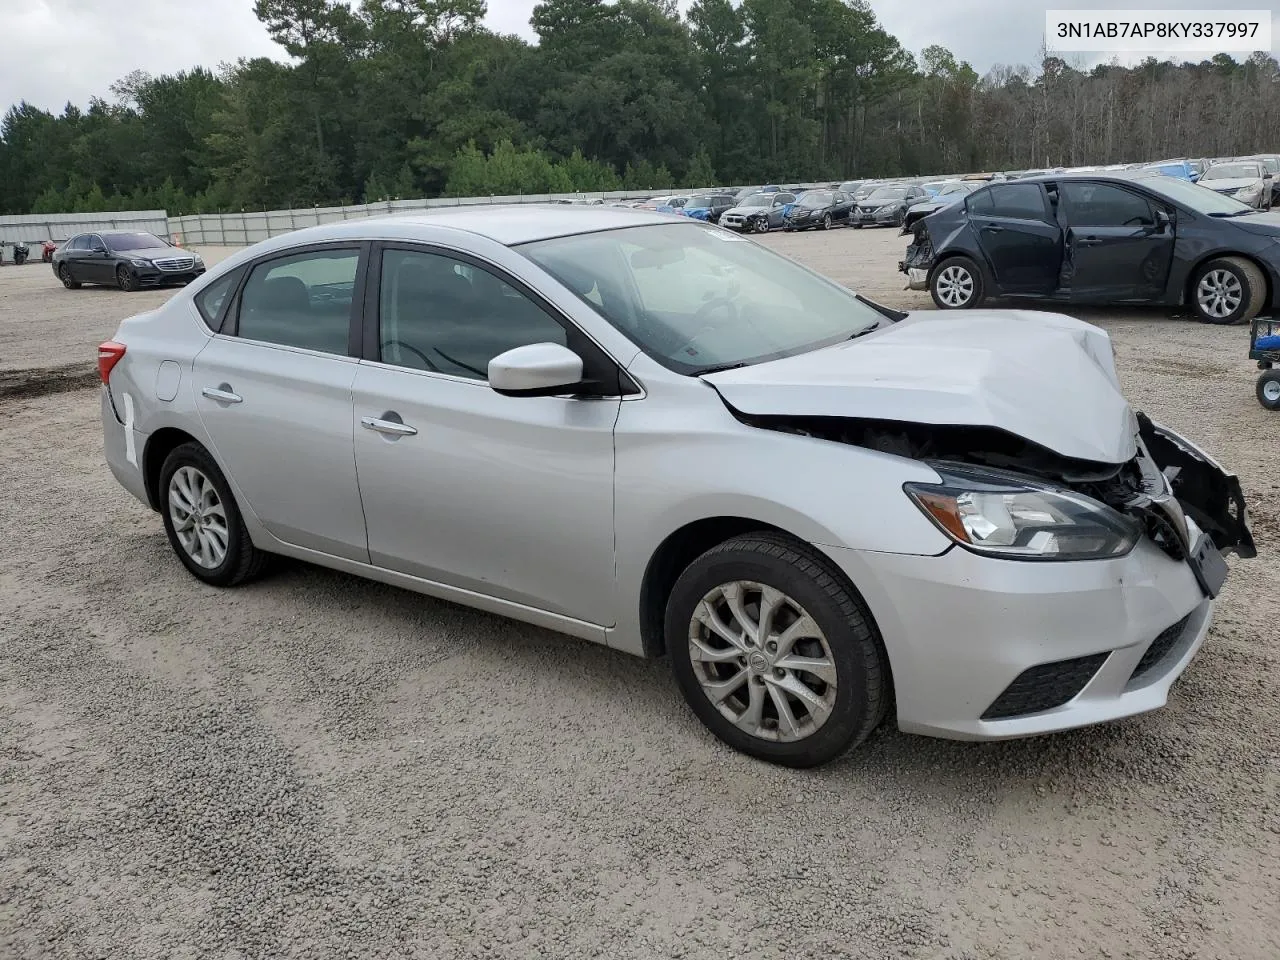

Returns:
666,545,878,767
60,265,76,289
1258,372,1280,410
159,443,247,587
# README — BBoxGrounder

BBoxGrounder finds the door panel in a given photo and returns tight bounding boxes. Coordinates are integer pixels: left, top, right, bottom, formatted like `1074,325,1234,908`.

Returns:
1060,181,1175,301
351,365,619,624
192,337,368,562
972,216,1062,293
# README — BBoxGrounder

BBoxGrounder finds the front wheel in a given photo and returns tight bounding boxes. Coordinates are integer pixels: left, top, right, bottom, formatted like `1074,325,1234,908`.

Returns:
159,442,268,587
1191,257,1265,325
1258,370,1280,410
59,264,81,289
116,265,140,292
754,218,770,234
666,533,889,768
929,256,985,309
821,213,832,230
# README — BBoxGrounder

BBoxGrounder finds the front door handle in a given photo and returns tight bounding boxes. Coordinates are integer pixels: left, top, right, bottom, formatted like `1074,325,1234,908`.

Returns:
981,224,1003,233
361,415,418,437
202,385,243,404
1077,237,1102,246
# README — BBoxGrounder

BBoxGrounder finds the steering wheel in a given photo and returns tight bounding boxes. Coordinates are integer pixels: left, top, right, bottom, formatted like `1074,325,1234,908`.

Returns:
668,296,739,358
382,339,439,372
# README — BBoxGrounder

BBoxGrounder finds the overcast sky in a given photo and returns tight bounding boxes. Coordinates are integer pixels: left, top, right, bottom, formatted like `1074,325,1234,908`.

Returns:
2,0,1277,113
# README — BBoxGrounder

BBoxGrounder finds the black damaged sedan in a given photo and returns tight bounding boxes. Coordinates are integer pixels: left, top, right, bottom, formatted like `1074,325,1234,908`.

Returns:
900,172,1280,324
53,231,205,292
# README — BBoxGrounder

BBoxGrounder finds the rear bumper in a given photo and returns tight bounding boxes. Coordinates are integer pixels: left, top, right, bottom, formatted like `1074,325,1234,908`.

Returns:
102,388,151,509
823,528,1215,741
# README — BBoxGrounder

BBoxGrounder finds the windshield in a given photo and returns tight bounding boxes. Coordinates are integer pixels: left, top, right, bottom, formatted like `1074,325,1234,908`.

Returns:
739,193,773,208
868,186,907,201
1204,163,1262,180
687,195,718,207
1143,177,1255,216
838,181,862,193
520,223,885,375
799,192,832,208
938,182,969,195
105,232,168,252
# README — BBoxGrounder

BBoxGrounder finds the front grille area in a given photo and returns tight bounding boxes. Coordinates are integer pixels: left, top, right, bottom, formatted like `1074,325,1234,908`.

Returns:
981,653,1110,720
153,256,195,271
1128,615,1192,685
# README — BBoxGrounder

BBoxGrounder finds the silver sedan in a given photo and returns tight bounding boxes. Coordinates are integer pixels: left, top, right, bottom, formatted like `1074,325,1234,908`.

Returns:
98,207,1254,767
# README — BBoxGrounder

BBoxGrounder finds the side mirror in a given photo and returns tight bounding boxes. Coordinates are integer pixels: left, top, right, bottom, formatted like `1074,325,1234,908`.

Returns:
488,343,585,397
1156,209,1173,227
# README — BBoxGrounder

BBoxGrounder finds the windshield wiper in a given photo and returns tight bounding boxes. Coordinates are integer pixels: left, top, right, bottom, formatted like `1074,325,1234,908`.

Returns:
693,361,752,376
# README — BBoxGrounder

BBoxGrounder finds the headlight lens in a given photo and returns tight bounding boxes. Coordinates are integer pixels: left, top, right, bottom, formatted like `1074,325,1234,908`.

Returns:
128,257,151,266
904,468,1139,560
1235,186,1261,200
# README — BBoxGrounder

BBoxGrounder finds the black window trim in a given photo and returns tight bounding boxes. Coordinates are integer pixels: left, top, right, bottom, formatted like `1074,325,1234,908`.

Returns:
194,264,247,333
219,240,371,358
364,240,640,398
969,182,1052,222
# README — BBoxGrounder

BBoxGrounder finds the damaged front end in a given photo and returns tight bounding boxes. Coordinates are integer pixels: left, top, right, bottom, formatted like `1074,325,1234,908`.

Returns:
898,220,934,290
736,410,1254,595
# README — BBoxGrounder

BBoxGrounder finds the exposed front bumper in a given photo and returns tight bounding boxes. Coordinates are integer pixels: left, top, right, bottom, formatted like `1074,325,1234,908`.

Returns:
823,529,1214,741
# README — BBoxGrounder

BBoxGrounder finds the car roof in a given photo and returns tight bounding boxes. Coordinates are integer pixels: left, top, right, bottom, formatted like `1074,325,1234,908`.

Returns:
351,205,683,245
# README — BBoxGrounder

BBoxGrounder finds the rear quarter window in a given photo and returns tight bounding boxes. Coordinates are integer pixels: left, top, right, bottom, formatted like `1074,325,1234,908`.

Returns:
194,268,246,331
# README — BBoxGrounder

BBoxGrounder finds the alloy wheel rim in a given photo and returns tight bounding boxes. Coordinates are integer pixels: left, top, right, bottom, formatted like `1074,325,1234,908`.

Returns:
168,466,229,569
1197,269,1242,318
1265,380,1280,402
937,265,974,306
688,581,837,743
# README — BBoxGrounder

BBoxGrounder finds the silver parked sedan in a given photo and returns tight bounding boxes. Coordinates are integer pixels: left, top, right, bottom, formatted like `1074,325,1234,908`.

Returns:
99,207,1255,767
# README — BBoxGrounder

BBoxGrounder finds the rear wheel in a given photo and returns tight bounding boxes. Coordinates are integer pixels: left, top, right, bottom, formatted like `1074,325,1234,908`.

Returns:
1257,370,1280,410
666,532,889,768
59,264,80,290
1191,257,1265,325
159,442,268,587
929,256,984,309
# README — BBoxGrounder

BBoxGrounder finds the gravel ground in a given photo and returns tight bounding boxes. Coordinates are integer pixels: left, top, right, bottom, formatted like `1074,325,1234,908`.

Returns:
2,225,1278,960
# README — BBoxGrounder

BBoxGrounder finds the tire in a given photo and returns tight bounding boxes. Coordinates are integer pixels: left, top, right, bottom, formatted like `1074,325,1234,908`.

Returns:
665,532,889,768
852,222,863,229
755,219,770,234
159,442,268,587
929,255,985,310
116,265,139,292
821,213,832,231
1257,370,1280,410
59,264,80,290
1191,256,1266,325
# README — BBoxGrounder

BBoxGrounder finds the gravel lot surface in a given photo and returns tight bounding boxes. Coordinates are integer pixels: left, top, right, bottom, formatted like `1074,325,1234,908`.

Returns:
2,225,1278,960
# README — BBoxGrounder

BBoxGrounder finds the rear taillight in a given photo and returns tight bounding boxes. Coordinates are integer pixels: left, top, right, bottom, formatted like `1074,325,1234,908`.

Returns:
97,341,126,384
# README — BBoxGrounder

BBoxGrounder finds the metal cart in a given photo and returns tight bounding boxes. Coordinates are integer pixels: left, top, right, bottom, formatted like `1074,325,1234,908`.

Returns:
1249,317,1280,410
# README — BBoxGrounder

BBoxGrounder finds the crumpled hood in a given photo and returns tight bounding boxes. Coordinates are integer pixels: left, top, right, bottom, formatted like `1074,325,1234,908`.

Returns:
724,205,769,217
703,310,1137,464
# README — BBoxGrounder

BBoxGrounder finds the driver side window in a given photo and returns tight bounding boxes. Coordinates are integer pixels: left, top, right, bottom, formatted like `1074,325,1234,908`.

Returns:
1061,182,1156,227
378,249,567,381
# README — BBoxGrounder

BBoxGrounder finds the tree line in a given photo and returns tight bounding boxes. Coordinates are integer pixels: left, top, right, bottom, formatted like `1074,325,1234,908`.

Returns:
1,0,1277,216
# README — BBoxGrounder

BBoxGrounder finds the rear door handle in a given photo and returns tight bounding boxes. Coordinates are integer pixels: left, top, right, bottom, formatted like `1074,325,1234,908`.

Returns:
981,224,1003,233
201,385,242,404
361,416,418,437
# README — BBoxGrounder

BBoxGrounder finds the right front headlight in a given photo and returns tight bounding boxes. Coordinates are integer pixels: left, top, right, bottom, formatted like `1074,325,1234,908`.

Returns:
904,467,1139,561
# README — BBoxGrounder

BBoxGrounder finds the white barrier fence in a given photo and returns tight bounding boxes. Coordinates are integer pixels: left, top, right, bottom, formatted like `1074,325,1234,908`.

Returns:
0,210,169,246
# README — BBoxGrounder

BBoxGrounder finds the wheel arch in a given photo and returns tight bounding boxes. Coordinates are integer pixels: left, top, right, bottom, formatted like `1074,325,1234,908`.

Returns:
142,426,201,511
1182,250,1273,309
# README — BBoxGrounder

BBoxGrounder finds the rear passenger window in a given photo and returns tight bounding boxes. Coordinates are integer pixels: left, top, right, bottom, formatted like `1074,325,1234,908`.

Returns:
236,249,359,355
985,184,1047,220
194,268,244,330
378,249,567,381
1061,182,1155,227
